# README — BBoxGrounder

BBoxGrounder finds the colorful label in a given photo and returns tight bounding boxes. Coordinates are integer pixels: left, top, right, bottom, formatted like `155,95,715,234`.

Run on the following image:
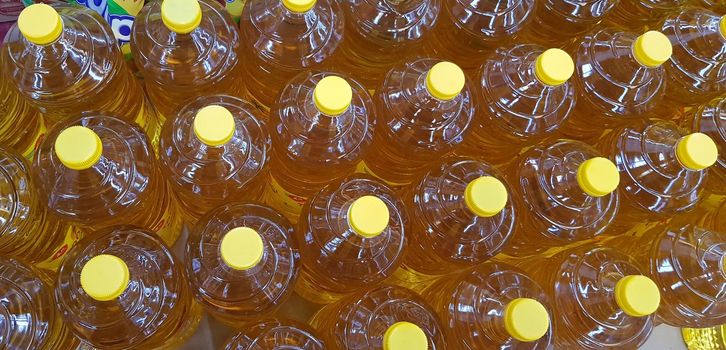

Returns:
355,161,409,187
266,175,307,212
21,117,46,160
225,0,244,23
74,0,142,46
36,225,85,271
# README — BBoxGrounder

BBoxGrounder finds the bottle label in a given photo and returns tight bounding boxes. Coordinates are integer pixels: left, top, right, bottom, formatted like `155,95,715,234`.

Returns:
35,225,85,271
225,0,245,23
355,161,409,187
21,117,46,160
74,0,143,46
266,175,307,212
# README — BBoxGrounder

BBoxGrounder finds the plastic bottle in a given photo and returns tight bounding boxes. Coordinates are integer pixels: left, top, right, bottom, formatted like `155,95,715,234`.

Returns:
459,46,575,166
516,0,618,47
159,96,270,224
239,0,342,112
560,30,672,140
33,115,183,246
266,72,375,221
333,0,440,88
185,202,300,326
360,60,475,186
688,97,726,195
132,0,245,122
295,175,407,304
1,4,158,139
0,68,45,159
55,226,202,349
606,0,689,31
423,0,532,71
518,244,660,349
0,257,79,350
310,285,446,350
422,261,553,349
223,319,325,349
596,120,718,229
501,140,620,257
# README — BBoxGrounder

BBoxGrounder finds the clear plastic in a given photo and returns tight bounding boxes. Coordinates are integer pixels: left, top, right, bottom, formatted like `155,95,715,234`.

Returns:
0,257,78,350
0,67,45,159
309,285,446,349
519,244,656,349
159,95,270,223
606,0,689,31
424,0,533,70
223,319,325,349
560,28,666,140
691,0,726,14
266,71,375,221
131,0,245,122
333,0,440,87
689,98,726,195
503,140,619,257
55,226,202,349
361,58,475,186
185,203,300,326
517,0,618,47
33,115,183,246
239,0,342,111
295,175,407,304
422,262,554,350
459,44,575,165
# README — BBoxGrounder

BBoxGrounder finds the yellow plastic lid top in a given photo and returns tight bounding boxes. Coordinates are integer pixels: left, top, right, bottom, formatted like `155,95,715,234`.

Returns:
503,298,550,342
80,254,130,302
314,76,352,116
576,157,620,197
534,48,575,87
464,176,508,217
193,105,236,146
347,195,390,238
282,0,316,13
632,31,673,68
425,61,466,100
675,133,718,171
614,275,661,317
720,16,726,40
219,227,265,270
18,4,63,45
54,126,103,170
383,322,428,350
161,0,202,34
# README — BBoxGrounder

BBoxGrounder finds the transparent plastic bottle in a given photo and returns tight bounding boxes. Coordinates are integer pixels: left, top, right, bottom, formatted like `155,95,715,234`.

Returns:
185,202,300,326
691,0,726,14
422,261,554,349
459,46,575,166
310,285,446,350
596,120,718,229
607,0,689,31
502,140,620,257
0,68,45,159
1,4,158,139
0,257,79,350
517,0,619,47
266,72,375,221
333,0,440,88
239,0,342,112
295,175,407,304
223,319,325,349
132,0,245,122
360,60,474,186
688,98,726,195
423,1,532,71
55,226,202,349
33,115,183,246
159,96,270,224
560,30,672,140
518,244,660,349
608,223,726,328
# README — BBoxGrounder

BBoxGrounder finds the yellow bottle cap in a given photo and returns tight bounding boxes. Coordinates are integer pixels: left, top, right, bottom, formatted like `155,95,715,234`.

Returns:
534,48,574,87
425,61,466,100
504,298,550,342
193,105,236,146
464,176,508,217
615,275,661,317
576,157,620,197
675,133,718,171
314,76,352,116
632,31,672,68
347,195,390,238
18,4,63,45
383,322,428,350
54,126,103,170
282,0,316,13
161,0,202,34
720,16,726,40
220,227,264,270
80,254,130,302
